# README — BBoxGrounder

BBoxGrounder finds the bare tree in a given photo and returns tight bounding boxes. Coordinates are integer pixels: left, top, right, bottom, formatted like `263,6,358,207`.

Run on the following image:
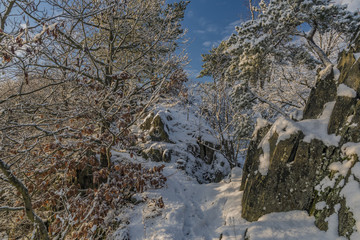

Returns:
0,0,187,238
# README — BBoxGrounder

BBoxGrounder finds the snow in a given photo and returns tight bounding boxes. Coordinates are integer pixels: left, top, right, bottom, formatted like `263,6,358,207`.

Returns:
315,201,327,210
316,175,337,192
337,84,357,98
341,142,360,157
245,211,345,240
329,160,354,176
334,67,341,81
112,162,343,240
299,102,340,146
354,53,360,62
259,140,271,175
352,162,360,180
334,0,360,12
252,117,270,139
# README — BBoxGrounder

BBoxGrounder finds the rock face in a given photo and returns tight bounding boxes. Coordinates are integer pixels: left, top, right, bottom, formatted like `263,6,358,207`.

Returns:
303,65,337,119
241,33,360,239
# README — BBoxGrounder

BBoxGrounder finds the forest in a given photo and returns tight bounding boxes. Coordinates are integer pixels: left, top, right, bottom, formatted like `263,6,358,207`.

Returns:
0,0,360,239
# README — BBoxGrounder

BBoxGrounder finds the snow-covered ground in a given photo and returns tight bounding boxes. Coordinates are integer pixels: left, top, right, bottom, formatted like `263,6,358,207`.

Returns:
107,97,350,240
111,161,343,240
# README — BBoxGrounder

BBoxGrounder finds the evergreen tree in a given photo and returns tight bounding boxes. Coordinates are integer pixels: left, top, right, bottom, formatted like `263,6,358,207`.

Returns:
225,0,359,85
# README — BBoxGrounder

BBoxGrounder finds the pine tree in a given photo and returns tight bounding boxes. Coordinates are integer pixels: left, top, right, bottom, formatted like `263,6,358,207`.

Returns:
225,0,359,85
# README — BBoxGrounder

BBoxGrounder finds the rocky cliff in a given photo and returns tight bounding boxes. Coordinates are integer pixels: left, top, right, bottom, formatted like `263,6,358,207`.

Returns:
241,33,360,239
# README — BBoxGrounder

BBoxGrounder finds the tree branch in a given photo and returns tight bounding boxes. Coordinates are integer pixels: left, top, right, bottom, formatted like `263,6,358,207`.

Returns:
306,22,332,67
0,206,24,211
0,159,49,239
247,87,291,120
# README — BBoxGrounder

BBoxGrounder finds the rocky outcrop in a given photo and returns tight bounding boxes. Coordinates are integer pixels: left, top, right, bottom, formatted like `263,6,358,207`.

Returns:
138,106,231,183
241,33,360,239
303,65,337,119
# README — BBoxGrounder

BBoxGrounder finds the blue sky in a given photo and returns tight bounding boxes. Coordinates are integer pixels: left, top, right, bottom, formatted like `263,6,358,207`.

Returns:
178,0,251,82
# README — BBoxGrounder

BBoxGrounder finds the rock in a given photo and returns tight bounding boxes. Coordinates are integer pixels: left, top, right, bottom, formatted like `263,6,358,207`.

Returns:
337,50,357,85
338,199,356,238
197,138,220,164
240,122,271,191
241,132,330,221
140,113,171,142
340,53,360,94
140,113,154,130
162,149,172,163
146,148,163,162
303,65,337,119
328,96,357,135
340,100,360,144
149,115,171,142
214,170,224,183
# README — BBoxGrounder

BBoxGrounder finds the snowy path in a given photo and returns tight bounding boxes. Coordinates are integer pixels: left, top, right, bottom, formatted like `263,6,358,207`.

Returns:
116,165,345,240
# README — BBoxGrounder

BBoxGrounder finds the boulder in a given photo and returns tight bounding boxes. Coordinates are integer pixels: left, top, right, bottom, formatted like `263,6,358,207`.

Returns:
140,113,171,142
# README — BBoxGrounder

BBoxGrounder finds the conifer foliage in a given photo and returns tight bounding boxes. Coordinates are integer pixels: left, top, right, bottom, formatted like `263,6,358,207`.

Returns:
226,0,359,85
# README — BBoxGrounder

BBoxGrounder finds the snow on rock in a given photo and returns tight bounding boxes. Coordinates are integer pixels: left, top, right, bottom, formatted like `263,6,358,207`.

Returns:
258,140,271,175
315,175,338,192
329,160,354,176
341,142,360,158
315,201,327,210
252,117,270,139
334,67,341,81
257,101,340,176
244,211,345,240
337,83,357,98
354,52,360,61
314,140,360,239
257,118,300,175
298,101,340,146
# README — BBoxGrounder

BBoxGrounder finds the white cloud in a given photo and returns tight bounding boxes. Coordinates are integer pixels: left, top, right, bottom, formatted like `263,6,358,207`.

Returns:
194,30,206,34
198,17,207,27
206,25,218,33
202,41,212,47
186,10,194,18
